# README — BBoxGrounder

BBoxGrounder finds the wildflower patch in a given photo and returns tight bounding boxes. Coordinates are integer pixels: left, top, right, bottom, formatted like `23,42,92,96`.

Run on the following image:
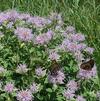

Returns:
0,10,99,101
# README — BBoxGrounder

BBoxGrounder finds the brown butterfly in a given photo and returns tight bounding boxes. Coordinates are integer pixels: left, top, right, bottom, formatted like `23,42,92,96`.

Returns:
50,60,60,76
80,59,94,71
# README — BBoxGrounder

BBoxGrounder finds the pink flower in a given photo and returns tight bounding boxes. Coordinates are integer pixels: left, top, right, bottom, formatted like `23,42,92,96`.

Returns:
48,70,65,84
6,10,19,21
56,71,65,83
85,47,94,54
30,82,39,93
14,27,33,42
45,30,53,41
34,31,53,45
63,41,86,53
18,13,31,20
62,39,71,46
0,12,9,23
35,67,46,77
74,51,84,62
67,42,78,52
66,80,78,91
65,26,76,34
28,16,50,27
61,39,71,51
49,50,60,61
4,82,14,93
63,89,75,100
17,90,33,101
16,64,28,74
76,96,86,101
34,34,45,44
70,33,85,42
77,43,87,51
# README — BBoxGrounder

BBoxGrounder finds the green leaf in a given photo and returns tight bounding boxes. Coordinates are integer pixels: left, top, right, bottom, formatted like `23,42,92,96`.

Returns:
46,88,52,93
44,77,48,84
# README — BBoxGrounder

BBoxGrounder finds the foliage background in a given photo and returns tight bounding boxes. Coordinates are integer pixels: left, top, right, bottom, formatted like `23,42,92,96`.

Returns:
0,0,100,77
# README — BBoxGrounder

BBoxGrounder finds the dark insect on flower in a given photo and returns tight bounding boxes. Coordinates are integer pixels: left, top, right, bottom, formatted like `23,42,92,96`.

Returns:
80,59,94,71
50,60,60,76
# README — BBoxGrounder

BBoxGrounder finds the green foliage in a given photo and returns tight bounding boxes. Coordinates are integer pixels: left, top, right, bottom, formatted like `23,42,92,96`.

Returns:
0,0,99,76
0,0,100,101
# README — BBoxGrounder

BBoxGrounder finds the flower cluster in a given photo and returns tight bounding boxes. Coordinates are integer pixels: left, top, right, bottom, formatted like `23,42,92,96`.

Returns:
63,80,86,101
48,70,65,84
63,80,77,100
16,90,33,101
14,27,33,42
0,10,98,101
4,82,15,93
34,30,53,45
30,82,39,93
28,16,51,28
35,67,46,77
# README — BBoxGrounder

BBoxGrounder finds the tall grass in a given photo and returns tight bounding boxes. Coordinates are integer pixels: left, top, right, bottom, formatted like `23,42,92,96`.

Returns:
0,0,100,76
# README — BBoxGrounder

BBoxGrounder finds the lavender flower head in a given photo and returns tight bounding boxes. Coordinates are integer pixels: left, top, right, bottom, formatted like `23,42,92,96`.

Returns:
66,42,78,53
18,13,31,20
74,51,84,62
34,34,45,45
34,31,53,45
45,30,53,41
76,96,86,101
30,82,39,93
49,50,60,61
61,35,86,53
65,26,76,34
64,41,86,53
70,33,85,42
77,64,97,79
28,16,50,28
63,89,75,100
66,80,78,91
61,39,70,50
17,90,33,101
48,70,65,84
6,10,19,21
16,64,28,74
14,27,33,42
0,12,9,24
4,82,14,93
35,67,46,77
85,47,94,54
77,43,87,51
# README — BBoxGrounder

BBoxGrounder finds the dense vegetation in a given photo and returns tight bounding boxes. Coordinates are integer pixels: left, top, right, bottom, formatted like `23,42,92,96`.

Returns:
0,0,100,101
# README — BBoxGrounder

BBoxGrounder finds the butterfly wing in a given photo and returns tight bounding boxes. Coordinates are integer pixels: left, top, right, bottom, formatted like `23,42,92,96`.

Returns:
80,59,94,70
80,63,92,70
89,59,94,68
50,60,60,76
